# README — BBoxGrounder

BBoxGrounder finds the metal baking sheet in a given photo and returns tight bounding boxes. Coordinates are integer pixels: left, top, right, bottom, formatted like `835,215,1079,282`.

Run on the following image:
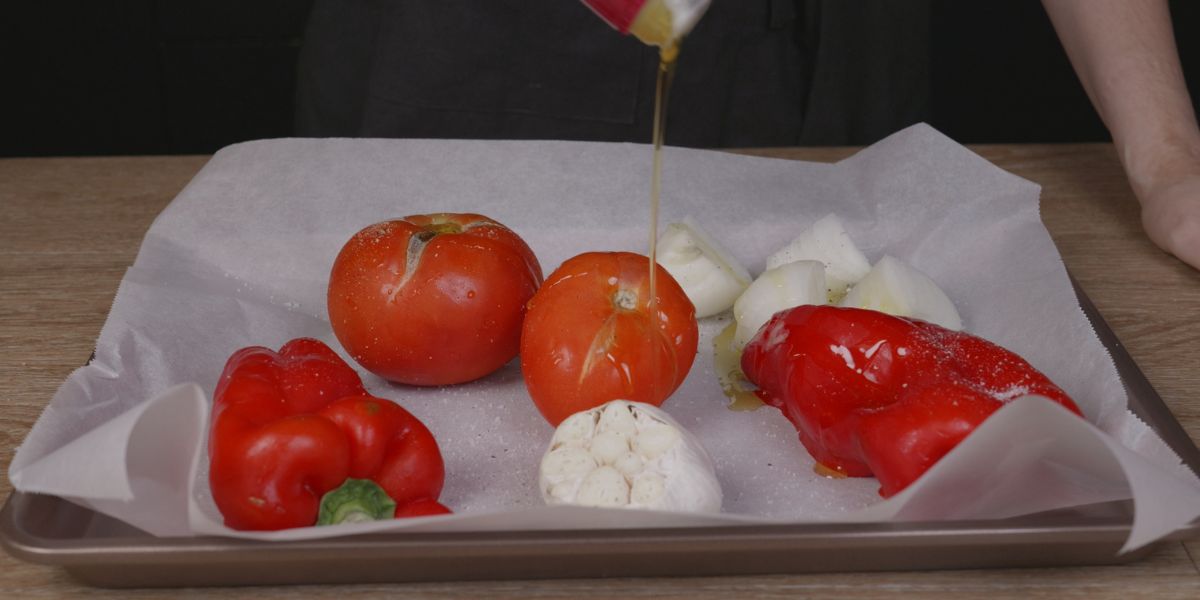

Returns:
3,276,1199,588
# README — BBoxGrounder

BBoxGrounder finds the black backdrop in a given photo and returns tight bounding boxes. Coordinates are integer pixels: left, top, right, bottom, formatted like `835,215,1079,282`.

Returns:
2,0,1197,157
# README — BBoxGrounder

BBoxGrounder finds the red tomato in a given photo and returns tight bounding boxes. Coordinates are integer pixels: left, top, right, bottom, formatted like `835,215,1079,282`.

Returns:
328,213,543,386
520,251,699,425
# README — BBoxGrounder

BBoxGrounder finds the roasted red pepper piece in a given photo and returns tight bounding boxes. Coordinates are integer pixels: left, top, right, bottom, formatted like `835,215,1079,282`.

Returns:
209,338,449,531
741,305,1082,497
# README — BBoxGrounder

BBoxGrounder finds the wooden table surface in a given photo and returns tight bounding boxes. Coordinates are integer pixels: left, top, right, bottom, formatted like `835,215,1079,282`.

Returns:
1,144,1198,597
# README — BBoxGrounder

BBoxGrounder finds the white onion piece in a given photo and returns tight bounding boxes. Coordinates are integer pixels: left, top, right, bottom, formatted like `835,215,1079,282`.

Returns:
839,255,963,330
657,217,752,318
765,213,871,302
733,260,827,348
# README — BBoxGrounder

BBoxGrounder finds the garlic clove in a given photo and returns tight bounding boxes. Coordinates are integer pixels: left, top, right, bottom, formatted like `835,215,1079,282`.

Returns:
597,401,638,437
552,410,597,448
590,431,630,465
631,472,667,505
613,452,645,477
550,481,576,502
541,446,598,479
632,424,679,460
575,466,630,508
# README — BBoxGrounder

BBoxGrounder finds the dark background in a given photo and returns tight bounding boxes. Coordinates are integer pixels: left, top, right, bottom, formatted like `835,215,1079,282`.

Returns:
2,0,1198,157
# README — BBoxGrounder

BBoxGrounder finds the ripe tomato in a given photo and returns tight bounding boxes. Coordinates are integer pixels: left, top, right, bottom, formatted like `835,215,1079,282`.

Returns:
328,213,543,386
520,251,699,425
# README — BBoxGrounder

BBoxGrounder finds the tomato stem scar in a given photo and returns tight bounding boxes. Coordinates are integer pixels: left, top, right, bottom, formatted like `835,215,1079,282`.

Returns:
614,289,638,311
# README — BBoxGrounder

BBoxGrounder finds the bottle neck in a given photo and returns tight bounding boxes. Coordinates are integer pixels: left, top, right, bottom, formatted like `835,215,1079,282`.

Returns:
628,0,676,48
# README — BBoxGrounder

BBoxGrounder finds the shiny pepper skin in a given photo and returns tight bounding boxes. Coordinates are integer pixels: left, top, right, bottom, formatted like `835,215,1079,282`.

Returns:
209,338,449,530
741,305,1083,497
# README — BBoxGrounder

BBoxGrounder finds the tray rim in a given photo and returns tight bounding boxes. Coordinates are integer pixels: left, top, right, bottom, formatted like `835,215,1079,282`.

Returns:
0,490,1188,586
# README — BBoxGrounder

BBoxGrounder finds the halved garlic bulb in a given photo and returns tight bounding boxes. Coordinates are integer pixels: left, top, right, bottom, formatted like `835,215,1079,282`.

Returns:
539,400,722,513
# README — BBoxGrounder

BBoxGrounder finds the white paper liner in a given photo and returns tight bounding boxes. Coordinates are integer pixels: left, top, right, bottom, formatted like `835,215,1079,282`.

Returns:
10,124,1200,553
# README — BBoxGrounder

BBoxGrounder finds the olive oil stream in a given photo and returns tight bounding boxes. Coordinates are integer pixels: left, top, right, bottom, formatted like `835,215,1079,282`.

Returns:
646,46,676,399
643,33,837,481
647,47,676,324
646,46,765,413
637,16,843,480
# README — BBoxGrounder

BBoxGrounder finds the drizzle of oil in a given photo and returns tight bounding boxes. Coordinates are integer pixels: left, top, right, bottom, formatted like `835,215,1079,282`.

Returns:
647,44,677,400
713,321,764,411
813,462,849,479
647,46,677,314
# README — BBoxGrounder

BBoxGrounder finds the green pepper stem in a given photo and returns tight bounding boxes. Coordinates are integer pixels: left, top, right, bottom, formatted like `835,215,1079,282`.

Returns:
316,479,396,526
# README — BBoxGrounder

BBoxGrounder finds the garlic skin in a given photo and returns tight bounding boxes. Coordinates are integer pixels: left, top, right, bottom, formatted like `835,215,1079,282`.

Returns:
839,255,963,330
732,260,827,349
657,217,752,318
765,213,871,303
539,400,722,514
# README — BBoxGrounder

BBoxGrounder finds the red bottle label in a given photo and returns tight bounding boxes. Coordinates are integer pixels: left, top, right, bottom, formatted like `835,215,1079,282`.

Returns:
580,0,646,33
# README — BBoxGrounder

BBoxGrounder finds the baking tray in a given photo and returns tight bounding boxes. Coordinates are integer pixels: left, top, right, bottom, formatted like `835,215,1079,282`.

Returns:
3,276,1199,588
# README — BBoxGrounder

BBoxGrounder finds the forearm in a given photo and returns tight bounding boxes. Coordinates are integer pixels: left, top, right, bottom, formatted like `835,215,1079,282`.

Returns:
1042,0,1200,198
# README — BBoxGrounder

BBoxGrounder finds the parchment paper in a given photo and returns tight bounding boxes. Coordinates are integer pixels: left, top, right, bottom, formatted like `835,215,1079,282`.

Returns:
10,124,1200,552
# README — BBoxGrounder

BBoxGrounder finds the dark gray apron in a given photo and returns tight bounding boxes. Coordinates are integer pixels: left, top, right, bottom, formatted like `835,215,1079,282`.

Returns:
296,0,930,147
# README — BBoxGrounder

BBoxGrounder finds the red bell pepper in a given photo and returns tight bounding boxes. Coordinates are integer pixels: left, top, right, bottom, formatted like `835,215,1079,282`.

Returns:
741,305,1082,497
209,338,450,531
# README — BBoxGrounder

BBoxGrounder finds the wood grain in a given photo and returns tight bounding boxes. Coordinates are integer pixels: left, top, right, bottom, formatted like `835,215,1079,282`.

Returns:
1,146,1197,597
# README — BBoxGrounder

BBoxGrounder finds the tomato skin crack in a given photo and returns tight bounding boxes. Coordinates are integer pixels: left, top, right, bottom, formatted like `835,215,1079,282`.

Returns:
386,233,426,304
578,314,619,387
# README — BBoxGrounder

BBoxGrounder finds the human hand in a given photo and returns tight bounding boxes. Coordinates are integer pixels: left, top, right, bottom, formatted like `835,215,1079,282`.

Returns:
1139,173,1200,269
1040,0,1200,269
